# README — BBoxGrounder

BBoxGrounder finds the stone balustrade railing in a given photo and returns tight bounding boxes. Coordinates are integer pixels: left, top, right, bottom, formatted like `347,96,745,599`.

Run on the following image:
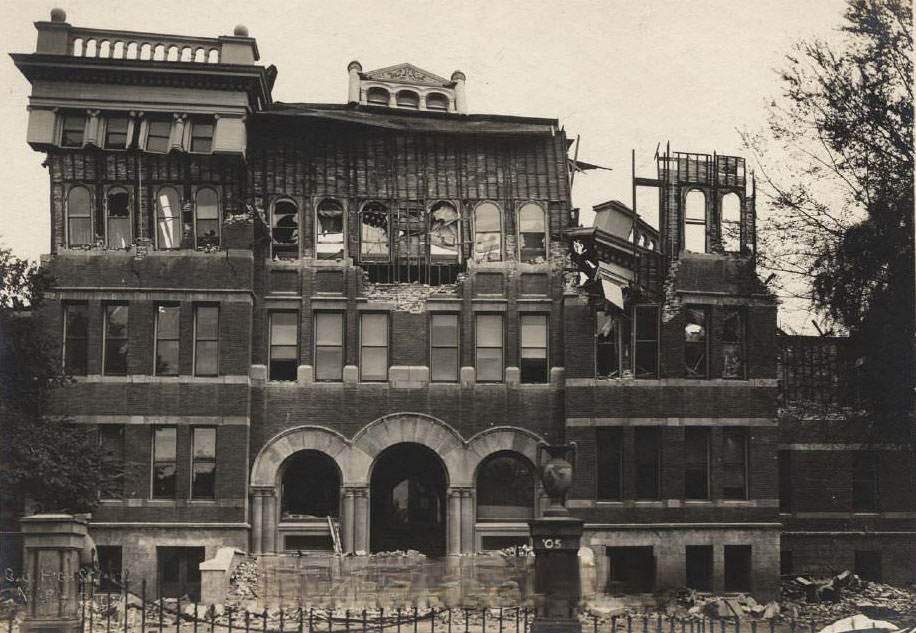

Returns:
68,27,221,63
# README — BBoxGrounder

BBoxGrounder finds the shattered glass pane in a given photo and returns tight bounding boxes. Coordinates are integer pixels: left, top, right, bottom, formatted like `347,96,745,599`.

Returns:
272,201,299,259
474,202,502,262
156,187,180,249
107,189,131,249
316,200,344,259
429,202,460,261
360,203,389,260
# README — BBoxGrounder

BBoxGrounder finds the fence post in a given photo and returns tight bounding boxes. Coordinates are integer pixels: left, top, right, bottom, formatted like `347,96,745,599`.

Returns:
308,608,314,633
482,609,486,633
499,608,504,633
810,620,815,633
464,609,469,633
431,609,437,633
245,609,250,633
413,608,418,633
227,609,234,633
280,608,285,633
769,621,775,633
124,579,131,633
299,608,305,633
362,610,367,633
397,608,402,633
263,609,268,633
194,602,199,633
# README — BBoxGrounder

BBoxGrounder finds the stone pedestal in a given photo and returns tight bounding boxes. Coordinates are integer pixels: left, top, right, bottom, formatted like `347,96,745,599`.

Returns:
529,517,584,633
20,514,90,633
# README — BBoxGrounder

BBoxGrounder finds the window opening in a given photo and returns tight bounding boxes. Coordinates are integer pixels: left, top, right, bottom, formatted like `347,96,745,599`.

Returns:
269,312,299,381
721,193,741,251
66,186,93,247
684,190,707,253
684,306,708,378
596,427,622,501
722,428,748,499
684,427,709,499
103,304,128,376
191,427,216,499
722,308,745,378
61,113,86,147
359,313,388,381
195,188,220,248
430,313,459,382
518,203,547,262
271,200,299,260
316,199,344,259
476,452,535,520
634,306,658,378
106,188,131,249
155,304,180,376
155,187,181,249
475,314,504,382
193,305,219,376
520,314,548,383
474,202,502,262
152,427,177,498
315,312,344,381
63,303,88,376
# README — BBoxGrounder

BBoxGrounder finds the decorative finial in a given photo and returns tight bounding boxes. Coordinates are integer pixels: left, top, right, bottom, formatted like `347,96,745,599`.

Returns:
451,70,466,82
348,60,363,73
50,8,67,22
233,24,249,37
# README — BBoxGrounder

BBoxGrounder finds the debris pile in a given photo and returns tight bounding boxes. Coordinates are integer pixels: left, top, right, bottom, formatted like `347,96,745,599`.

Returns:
368,549,428,559
781,572,916,623
226,558,259,605
364,281,463,314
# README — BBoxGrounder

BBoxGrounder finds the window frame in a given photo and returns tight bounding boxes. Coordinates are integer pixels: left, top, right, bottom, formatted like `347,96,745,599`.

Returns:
633,305,659,379
472,201,503,263
151,426,178,500
188,117,215,154
314,311,345,382
103,114,131,150
65,185,94,248
154,303,181,376
684,305,710,379
519,313,549,383
517,201,548,263
429,313,460,382
154,186,182,250
428,200,462,264
720,192,742,252
270,198,300,260
684,427,710,500
366,87,390,106
268,310,299,382
359,312,389,382
722,428,749,500
315,198,346,260
102,303,129,376
193,186,220,249
98,424,125,501
684,189,707,253
62,302,89,376
190,426,217,500
192,304,219,377
396,90,420,109
595,427,623,501
104,186,132,250
634,427,661,500
426,92,449,111
60,111,87,148
358,201,391,263
144,116,172,154
475,313,505,383
721,307,746,379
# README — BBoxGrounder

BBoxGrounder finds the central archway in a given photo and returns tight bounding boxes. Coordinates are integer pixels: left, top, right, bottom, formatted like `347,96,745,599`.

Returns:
370,442,447,556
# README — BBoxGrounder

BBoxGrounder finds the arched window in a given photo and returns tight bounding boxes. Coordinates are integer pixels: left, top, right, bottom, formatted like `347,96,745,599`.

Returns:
396,90,420,109
316,199,344,260
518,202,547,262
476,452,536,520
359,202,390,261
473,202,502,262
426,92,448,111
684,190,707,253
66,186,92,247
155,187,181,249
195,187,220,248
271,199,299,260
721,193,741,252
429,201,460,262
106,187,131,249
281,451,341,519
367,87,389,106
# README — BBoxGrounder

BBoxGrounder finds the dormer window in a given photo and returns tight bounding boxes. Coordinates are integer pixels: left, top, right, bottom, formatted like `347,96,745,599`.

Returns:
367,87,389,106
396,90,419,109
426,92,448,111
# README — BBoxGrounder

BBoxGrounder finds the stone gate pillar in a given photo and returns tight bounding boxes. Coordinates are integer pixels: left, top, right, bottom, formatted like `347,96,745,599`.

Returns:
20,514,91,633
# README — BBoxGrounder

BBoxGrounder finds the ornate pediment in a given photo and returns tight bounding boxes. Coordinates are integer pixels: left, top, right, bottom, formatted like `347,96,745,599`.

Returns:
363,63,450,87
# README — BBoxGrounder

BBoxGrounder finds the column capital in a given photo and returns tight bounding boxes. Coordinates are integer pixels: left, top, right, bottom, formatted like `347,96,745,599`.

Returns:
250,486,275,497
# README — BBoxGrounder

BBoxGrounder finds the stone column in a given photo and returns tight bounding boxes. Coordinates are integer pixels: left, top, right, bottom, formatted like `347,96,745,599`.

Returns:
342,489,356,553
353,488,369,553
250,490,265,554
262,491,277,553
459,489,475,554
451,71,467,114
347,61,362,104
447,488,462,555
388,92,398,108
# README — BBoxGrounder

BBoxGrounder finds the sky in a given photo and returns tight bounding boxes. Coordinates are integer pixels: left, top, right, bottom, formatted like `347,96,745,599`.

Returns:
0,0,850,331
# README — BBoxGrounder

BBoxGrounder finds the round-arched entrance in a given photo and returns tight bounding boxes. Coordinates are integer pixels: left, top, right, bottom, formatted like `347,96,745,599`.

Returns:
370,442,448,556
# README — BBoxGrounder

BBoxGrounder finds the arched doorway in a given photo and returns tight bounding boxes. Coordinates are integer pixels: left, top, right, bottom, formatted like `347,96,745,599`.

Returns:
370,443,447,556
281,450,340,520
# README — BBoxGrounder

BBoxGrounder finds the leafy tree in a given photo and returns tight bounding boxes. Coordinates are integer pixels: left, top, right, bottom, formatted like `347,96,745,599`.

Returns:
0,245,122,518
745,0,914,428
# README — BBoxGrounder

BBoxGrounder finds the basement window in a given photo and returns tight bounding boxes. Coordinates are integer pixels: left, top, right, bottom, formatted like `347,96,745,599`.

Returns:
66,186,93,247
685,545,713,591
684,189,707,253
316,199,344,259
607,546,655,594
191,427,216,499
518,202,547,263
155,187,181,249
60,112,86,147
269,311,299,381
105,188,131,249
854,550,882,582
721,308,745,379
595,427,622,501
520,314,548,383
476,451,536,520
473,202,502,262
271,199,299,260
634,427,660,500
722,428,748,500
684,427,710,500
684,306,709,378
724,545,752,592
97,546,122,593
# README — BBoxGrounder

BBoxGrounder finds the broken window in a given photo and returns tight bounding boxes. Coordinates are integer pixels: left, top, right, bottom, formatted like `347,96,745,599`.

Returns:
281,450,341,519
518,202,547,263
722,428,748,500
396,90,420,109
430,313,459,382
475,313,504,382
106,187,131,249
717,155,746,187
98,424,124,500
104,115,130,150
103,304,128,376
724,545,752,592
426,92,449,111
271,200,299,260
189,117,214,153
854,550,882,582
635,427,660,500
269,311,299,381
66,186,93,247
157,547,204,601
359,313,389,381
96,545,122,593
316,199,344,260
145,117,171,153
634,306,658,378
195,188,220,248
595,312,623,378
685,545,713,591
63,302,88,376
152,426,177,499
476,451,536,520
193,305,219,377
721,193,741,252
60,112,86,147
360,202,390,261
191,427,216,499
684,306,708,378
367,87,389,106
396,204,427,262
155,304,180,376
852,451,879,513
684,427,709,500
596,427,623,501
721,308,745,379
780,550,793,576
429,201,460,262
684,189,707,253
315,312,344,381
606,546,655,594
155,187,181,249
473,202,502,262
520,314,548,383
778,450,792,513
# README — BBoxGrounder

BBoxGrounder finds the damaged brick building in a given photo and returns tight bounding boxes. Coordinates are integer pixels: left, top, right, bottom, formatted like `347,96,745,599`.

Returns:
9,10,912,604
